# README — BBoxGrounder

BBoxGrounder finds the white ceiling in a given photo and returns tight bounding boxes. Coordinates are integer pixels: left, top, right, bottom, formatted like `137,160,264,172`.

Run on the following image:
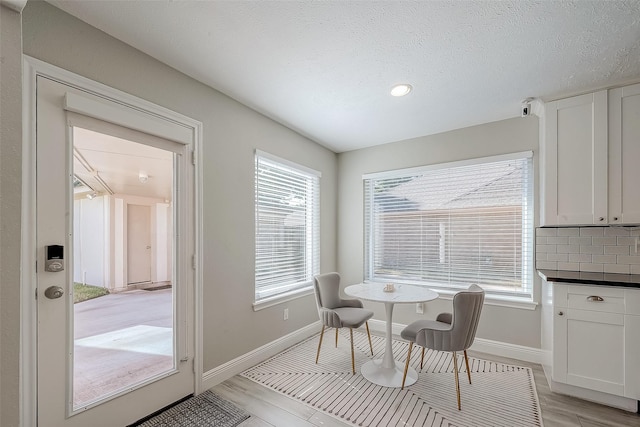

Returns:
73,127,173,201
47,0,640,153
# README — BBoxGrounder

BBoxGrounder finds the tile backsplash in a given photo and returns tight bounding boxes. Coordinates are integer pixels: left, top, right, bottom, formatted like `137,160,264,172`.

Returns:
536,227,640,274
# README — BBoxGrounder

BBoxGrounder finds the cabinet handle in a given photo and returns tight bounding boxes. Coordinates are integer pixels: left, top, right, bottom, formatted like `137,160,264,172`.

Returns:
613,217,619,221
558,311,564,316
598,217,605,222
586,295,604,302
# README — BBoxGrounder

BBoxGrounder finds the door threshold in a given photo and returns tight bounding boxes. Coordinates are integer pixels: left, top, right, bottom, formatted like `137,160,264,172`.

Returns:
126,394,192,427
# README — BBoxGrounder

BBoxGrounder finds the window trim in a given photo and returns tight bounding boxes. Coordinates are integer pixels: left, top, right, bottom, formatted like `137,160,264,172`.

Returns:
363,151,532,180
361,280,538,310
254,150,320,306
255,149,322,179
363,151,535,302
252,286,315,311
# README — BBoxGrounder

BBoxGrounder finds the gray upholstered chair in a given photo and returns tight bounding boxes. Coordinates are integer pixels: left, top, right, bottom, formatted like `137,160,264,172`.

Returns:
400,284,484,410
313,272,374,374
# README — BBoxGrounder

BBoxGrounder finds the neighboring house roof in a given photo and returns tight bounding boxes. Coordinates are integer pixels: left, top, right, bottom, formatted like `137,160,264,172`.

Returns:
378,164,525,211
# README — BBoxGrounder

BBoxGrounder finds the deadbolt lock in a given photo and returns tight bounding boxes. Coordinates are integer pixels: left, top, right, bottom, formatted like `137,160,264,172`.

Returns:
44,286,64,300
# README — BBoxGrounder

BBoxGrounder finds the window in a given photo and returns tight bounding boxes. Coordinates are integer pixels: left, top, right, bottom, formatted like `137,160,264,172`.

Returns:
364,152,533,299
255,151,320,303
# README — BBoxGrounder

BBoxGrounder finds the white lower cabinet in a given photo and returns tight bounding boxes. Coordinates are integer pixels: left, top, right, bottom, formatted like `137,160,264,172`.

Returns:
554,306,625,395
550,283,640,402
625,314,640,399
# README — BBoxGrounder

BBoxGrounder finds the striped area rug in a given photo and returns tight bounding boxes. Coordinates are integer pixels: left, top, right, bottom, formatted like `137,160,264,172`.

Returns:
242,330,543,427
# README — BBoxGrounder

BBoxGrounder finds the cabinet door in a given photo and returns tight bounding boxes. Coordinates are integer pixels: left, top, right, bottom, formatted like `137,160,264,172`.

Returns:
542,91,608,225
553,308,625,396
625,314,640,399
609,83,640,224
623,290,640,399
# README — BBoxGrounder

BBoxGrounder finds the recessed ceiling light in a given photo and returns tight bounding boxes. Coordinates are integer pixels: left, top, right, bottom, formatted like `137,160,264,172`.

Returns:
390,84,412,97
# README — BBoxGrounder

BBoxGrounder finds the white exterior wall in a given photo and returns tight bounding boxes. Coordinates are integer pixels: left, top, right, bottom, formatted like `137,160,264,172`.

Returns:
73,197,106,287
154,203,171,283
73,195,172,290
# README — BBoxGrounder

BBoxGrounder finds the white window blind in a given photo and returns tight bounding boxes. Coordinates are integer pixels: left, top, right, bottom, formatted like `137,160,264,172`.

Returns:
255,152,320,302
364,152,533,298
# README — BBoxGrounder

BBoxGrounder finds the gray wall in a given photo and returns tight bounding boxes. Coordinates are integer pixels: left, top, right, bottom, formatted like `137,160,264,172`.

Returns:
337,117,542,348
0,5,23,426
22,1,338,371
8,8,543,424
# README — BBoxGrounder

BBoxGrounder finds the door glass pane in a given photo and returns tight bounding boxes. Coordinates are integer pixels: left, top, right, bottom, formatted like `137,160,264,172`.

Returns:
71,127,175,410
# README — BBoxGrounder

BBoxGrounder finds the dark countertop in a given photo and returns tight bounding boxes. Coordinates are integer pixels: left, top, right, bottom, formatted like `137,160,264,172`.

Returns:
537,269,640,289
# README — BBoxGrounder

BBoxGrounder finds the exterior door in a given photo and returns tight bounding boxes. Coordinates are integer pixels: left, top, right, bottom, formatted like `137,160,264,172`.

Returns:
36,75,195,427
127,204,152,284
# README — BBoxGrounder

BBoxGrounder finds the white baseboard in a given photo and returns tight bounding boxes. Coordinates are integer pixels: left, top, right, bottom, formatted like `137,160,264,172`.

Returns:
367,319,405,336
201,321,320,391
203,318,543,392
470,338,542,364
367,319,543,364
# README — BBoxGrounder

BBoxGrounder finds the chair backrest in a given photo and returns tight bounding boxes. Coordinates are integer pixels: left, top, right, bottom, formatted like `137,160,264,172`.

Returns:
449,284,485,351
313,272,342,310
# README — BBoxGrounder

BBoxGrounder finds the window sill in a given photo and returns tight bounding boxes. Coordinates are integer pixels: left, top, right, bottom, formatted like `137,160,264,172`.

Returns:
252,286,315,311
363,281,538,311
434,289,538,310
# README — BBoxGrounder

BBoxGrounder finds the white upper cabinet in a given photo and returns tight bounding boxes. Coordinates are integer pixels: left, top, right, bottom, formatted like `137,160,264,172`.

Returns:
542,91,608,226
608,83,640,224
542,83,640,226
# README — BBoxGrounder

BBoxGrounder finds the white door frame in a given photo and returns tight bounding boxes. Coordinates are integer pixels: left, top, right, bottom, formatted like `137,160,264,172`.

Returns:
21,55,204,426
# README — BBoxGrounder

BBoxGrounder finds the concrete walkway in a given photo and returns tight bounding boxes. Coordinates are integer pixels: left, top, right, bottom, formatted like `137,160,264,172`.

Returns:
73,289,173,408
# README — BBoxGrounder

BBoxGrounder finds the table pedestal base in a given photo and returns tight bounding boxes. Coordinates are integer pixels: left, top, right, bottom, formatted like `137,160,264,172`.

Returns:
360,359,418,388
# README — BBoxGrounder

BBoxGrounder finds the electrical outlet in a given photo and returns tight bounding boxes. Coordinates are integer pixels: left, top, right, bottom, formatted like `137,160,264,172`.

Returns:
416,303,424,314
284,308,289,320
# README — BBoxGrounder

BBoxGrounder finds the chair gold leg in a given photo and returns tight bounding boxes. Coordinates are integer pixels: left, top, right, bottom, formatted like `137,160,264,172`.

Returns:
401,342,413,390
335,328,339,347
420,347,425,370
316,325,325,364
464,350,472,384
452,351,461,410
365,322,373,355
349,328,355,375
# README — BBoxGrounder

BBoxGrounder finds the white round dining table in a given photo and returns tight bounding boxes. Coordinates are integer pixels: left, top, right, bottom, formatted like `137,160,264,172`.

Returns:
344,283,438,388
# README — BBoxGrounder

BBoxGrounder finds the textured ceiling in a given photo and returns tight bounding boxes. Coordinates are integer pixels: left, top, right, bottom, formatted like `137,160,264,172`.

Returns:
47,1,640,153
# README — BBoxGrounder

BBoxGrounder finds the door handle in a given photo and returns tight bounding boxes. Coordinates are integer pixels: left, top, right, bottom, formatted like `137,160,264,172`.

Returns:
44,286,64,299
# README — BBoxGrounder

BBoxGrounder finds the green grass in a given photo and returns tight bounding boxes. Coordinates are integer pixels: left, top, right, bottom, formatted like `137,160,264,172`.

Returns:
73,283,109,304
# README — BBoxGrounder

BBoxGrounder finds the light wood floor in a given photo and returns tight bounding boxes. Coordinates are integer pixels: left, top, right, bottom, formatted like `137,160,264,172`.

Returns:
211,348,640,427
